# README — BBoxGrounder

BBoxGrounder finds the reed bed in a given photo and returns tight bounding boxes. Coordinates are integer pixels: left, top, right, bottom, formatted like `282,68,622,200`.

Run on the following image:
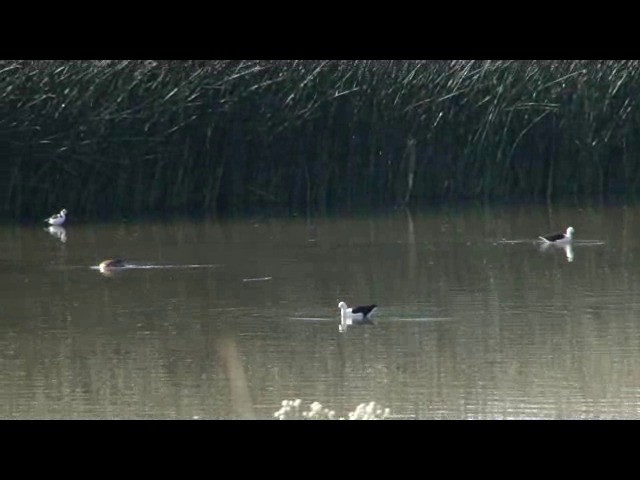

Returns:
2,60,639,220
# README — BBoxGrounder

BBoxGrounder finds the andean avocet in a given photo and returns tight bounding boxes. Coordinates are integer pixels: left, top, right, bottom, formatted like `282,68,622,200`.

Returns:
539,226,574,244
45,209,67,226
338,301,378,324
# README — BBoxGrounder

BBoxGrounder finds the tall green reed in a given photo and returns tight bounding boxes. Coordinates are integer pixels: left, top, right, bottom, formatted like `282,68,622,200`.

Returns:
1,60,639,220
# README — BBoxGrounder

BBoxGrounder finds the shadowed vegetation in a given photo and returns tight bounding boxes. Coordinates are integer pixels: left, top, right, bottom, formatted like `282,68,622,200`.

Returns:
2,60,639,220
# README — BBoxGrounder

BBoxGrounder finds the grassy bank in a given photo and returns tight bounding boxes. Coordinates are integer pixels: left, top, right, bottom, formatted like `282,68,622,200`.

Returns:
1,60,639,220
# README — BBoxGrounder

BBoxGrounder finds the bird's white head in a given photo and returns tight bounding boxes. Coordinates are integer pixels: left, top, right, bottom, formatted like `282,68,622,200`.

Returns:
566,226,575,238
338,301,347,310
61,209,67,216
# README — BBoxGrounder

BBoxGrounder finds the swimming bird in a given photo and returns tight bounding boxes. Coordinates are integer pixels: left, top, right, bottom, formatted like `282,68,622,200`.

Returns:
99,259,127,272
45,209,67,226
539,226,574,244
338,301,378,324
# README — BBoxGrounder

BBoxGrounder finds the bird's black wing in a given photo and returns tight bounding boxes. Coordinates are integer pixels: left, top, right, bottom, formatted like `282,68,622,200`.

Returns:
351,305,377,316
542,232,565,242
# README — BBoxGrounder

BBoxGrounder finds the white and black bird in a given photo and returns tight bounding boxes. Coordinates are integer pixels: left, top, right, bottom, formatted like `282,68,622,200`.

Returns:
45,208,67,226
539,226,574,244
338,301,378,324
99,259,127,272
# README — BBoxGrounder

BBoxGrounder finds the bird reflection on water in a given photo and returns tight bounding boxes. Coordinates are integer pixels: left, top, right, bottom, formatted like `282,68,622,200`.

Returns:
539,241,574,262
44,226,67,243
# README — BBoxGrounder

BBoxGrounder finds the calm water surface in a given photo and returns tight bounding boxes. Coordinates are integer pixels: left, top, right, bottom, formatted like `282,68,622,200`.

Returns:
2,203,640,419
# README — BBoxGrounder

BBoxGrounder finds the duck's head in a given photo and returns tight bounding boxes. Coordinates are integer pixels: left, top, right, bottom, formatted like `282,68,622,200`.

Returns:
338,301,348,310
566,226,575,237
60,209,67,216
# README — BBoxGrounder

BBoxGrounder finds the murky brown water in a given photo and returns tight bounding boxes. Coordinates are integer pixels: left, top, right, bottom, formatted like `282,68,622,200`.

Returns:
2,203,640,419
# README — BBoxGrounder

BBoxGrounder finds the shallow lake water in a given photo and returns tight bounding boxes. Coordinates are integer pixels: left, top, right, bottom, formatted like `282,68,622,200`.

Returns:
2,203,640,419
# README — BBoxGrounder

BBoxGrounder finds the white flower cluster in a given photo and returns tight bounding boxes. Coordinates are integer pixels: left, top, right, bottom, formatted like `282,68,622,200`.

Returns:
301,401,336,420
274,399,390,420
273,398,304,419
348,401,391,420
